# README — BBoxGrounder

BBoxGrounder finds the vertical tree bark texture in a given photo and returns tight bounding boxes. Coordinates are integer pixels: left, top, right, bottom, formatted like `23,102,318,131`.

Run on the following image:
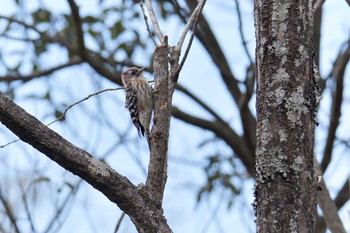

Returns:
254,0,317,232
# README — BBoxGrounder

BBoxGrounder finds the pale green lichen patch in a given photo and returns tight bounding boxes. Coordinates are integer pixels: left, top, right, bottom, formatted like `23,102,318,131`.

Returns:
285,87,308,125
279,129,287,142
275,87,286,104
271,1,290,23
256,147,289,183
290,155,303,172
260,118,272,150
271,67,289,86
289,216,298,233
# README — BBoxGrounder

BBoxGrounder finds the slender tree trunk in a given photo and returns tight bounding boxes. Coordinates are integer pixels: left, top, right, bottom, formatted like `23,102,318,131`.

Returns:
254,0,318,232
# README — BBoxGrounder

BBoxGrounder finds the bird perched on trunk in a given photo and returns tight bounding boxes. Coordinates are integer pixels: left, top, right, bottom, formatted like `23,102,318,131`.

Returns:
121,67,154,142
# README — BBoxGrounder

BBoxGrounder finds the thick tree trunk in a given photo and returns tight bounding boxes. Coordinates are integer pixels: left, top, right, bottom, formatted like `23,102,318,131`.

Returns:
254,0,318,232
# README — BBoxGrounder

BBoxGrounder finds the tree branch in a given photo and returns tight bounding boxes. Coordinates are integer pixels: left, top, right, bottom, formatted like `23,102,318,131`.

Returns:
172,106,254,175
144,0,165,43
43,180,82,233
334,176,350,209
174,1,206,77
67,0,86,58
313,0,323,67
67,0,124,85
0,93,171,232
175,83,226,124
0,189,21,233
18,182,37,233
321,41,350,172
0,57,83,82
0,15,42,34
140,0,157,46
176,0,206,51
313,0,326,11
314,157,346,233
146,42,170,204
184,0,257,159
114,212,126,233
316,175,350,232
233,0,253,65
184,0,241,103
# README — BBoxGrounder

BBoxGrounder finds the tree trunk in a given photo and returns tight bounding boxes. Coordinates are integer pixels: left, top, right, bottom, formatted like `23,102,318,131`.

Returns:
254,0,318,232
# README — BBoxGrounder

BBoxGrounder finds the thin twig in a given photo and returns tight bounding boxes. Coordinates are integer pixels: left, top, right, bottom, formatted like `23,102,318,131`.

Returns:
43,180,83,233
0,87,124,149
0,15,42,34
144,0,164,43
114,212,126,233
140,0,157,46
47,87,123,126
314,157,347,233
234,0,253,64
0,189,21,233
321,41,350,172
313,0,326,11
176,0,206,51
0,57,83,82
18,182,36,233
175,20,198,77
175,0,206,76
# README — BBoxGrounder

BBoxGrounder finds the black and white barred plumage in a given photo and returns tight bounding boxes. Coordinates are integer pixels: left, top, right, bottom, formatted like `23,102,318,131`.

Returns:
121,67,153,140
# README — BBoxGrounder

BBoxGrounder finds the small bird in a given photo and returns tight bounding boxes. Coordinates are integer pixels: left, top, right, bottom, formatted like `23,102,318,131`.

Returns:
121,67,153,141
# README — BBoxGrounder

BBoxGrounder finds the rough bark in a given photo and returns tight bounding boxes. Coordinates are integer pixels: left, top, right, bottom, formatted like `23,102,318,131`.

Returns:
0,93,172,233
254,0,317,232
145,42,170,205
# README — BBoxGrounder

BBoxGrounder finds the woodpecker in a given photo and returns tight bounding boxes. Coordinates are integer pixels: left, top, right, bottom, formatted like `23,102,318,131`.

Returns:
121,67,153,141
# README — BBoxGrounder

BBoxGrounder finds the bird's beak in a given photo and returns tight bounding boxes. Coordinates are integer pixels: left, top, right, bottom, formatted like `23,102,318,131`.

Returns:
136,67,147,76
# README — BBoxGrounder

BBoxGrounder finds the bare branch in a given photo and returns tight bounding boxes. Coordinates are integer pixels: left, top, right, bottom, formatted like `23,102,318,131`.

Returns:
184,0,241,103
0,13,147,88
334,175,350,209
140,0,157,46
46,87,123,126
144,0,165,43
43,180,82,233
0,57,83,82
0,189,21,233
0,87,123,149
316,175,350,232
176,0,206,51
114,212,126,233
174,0,205,78
314,157,346,233
67,0,86,58
18,182,36,232
234,0,253,64
321,41,350,172
175,84,225,123
171,106,254,176
0,15,42,34
0,93,171,232
314,0,326,11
